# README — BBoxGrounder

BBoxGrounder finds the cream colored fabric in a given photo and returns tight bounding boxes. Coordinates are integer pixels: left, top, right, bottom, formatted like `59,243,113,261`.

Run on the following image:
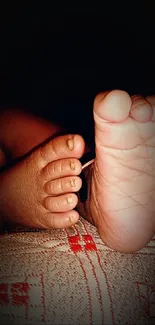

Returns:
0,217,155,325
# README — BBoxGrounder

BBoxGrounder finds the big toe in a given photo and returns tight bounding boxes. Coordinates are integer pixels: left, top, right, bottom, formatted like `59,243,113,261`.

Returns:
94,90,131,124
38,134,85,168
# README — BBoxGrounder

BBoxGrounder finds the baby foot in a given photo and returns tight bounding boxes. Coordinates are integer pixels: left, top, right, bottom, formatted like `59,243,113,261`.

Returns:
80,90,155,252
0,134,85,229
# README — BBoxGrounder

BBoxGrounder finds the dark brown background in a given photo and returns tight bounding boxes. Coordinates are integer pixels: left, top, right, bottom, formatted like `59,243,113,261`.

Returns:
0,3,155,145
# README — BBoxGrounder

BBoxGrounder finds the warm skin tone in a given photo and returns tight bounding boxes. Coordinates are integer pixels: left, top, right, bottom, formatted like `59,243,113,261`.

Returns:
0,90,155,253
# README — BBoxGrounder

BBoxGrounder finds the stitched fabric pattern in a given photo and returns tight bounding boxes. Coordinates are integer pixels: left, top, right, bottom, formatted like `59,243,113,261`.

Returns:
0,217,155,325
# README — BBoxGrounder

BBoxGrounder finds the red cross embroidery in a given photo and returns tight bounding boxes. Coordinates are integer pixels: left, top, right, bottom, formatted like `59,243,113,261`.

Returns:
69,234,97,253
11,282,29,307
0,283,9,306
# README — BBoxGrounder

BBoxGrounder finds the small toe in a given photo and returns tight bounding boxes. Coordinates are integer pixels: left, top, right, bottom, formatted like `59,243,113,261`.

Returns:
44,176,82,195
44,193,78,212
130,95,153,122
44,210,80,228
146,95,155,121
42,158,82,181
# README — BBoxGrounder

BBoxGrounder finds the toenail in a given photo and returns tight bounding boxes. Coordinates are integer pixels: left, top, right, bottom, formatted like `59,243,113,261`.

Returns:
70,179,76,187
67,196,73,204
67,137,74,150
70,161,76,170
133,103,149,110
69,215,77,223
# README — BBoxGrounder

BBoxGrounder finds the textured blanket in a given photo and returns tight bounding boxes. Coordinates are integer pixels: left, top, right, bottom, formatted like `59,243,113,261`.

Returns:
0,217,155,325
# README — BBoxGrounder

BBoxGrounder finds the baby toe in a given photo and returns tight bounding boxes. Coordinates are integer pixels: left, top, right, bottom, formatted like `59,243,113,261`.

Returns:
43,210,80,228
44,193,78,212
146,95,155,121
42,158,82,181
130,95,153,122
44,176,82,195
